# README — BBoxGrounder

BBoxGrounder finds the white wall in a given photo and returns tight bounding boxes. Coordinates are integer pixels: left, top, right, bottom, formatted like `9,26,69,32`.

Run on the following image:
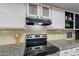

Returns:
0,3,25,28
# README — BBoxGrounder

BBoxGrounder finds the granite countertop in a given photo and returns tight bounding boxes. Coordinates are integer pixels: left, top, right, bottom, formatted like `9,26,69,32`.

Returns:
0,42,60,56
48,40,79,51
0,43,25,56
0,40,79,56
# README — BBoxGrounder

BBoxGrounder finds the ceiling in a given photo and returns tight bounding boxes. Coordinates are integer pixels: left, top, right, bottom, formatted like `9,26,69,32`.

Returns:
50,3,79,13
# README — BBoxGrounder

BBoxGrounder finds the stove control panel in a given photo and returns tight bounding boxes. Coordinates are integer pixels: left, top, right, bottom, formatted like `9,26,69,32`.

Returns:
25,34,47,39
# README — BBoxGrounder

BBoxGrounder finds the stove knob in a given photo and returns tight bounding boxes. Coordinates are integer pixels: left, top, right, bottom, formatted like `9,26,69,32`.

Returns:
44,35,46,37
26,48,29,50
27,36,29,39
29,47,32,50
42,35,44,37
26,48,32,50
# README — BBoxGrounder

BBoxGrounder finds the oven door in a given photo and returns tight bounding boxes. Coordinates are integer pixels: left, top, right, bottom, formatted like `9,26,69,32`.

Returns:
26,38,47,48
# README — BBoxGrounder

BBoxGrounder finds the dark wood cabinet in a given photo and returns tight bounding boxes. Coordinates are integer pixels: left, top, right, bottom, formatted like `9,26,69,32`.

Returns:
75,14,79,29
65,12,74,29
75,30,79,40
75,14,79,40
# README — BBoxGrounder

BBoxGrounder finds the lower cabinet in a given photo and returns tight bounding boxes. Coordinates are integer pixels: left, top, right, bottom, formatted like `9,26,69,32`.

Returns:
60,47,79,56
75,30,79,40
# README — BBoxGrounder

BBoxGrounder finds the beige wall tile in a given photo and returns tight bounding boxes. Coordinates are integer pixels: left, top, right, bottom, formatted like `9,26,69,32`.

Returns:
47,30,75,40
0,29,75,45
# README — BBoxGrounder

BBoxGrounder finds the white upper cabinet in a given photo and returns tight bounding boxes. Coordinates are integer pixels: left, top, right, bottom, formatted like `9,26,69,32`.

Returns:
0,4,25,29
26,3,52,19
51,7,65,29
26,3,40,18
40,4,51,19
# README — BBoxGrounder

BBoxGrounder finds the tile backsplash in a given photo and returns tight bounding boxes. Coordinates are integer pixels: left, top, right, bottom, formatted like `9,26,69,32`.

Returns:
47,30,75,40
0,29,75,45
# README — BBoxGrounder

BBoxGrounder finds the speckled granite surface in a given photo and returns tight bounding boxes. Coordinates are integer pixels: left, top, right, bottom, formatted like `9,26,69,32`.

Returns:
0,43,25,56
48,40,79,51
1,40,79,56
0,42,60,56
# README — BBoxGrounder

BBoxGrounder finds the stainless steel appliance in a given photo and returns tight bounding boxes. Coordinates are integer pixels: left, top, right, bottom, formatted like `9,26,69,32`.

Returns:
24,34,59,56
26,17,52,26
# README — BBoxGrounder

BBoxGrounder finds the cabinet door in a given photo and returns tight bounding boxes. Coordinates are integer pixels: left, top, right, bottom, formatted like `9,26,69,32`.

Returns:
52,7,65,29
40,4,51,19
0,4,25,28
75,14,79,29
26,3,40,18
75,30,79,40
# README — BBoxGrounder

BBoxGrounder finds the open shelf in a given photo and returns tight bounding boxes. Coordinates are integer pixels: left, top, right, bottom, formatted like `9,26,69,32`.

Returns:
75,14,79,29
65,11,74,29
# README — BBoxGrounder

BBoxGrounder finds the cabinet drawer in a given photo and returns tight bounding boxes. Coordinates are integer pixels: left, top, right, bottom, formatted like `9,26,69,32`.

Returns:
60,49,71,56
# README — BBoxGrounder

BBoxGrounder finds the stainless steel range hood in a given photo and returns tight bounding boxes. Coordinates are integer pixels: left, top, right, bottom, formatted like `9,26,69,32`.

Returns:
26,17,52,26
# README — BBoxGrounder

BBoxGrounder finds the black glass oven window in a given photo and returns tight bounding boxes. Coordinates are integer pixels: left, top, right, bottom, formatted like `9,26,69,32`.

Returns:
26,38,47,47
